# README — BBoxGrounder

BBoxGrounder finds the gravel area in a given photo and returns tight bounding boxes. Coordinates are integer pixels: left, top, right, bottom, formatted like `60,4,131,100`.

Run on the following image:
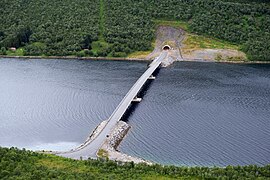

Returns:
147,26,185,61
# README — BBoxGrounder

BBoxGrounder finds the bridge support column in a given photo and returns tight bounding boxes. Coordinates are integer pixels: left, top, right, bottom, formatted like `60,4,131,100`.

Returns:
148,75,156,80
132,96,142,103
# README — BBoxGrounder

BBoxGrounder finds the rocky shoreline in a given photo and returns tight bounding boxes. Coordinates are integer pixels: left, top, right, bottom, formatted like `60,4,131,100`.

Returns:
99,121,153,165
45,120,152,164
58,120,108,154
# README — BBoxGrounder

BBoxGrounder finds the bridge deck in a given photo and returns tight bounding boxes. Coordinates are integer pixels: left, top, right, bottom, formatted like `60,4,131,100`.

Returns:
59,51,168,159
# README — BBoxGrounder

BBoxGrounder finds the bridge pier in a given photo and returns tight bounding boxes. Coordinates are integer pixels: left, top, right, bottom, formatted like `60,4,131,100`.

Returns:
148,75,156,80
132,96,142,103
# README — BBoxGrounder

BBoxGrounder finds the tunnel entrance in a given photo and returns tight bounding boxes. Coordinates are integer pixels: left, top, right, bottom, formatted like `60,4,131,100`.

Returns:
162,45,171,51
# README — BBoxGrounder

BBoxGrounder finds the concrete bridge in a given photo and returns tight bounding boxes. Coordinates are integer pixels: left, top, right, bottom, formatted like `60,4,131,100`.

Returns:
58,51,168,160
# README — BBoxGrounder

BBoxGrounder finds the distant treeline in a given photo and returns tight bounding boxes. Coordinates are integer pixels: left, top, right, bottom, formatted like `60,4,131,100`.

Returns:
1,147,270,179
0,0,269,60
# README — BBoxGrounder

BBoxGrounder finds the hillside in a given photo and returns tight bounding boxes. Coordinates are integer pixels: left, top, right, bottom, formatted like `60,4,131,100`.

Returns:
1,147,270,179
0,0,269,60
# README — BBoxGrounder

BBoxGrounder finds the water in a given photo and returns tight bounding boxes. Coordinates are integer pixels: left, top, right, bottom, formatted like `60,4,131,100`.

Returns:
0,58,269,166
0,58,146,151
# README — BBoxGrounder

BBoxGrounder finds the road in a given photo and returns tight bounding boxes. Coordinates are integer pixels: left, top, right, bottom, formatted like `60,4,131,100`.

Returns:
58,51,168,159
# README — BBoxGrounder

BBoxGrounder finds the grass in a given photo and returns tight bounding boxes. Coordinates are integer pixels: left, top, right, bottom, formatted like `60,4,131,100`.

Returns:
163,41,177,48
31,42,46,48
38,158,68,170
37,154,179,179
87,0,111,57
128,51,152,58
6,48,25,56
35,154,185,179
154,19,189,31
37,155,91,173
2,147,270,179
97,149,109,159
91,40,110,54
181,34,246,61
92,0,111,58
127,41,155,59
99,0,105,41
182,34,240,50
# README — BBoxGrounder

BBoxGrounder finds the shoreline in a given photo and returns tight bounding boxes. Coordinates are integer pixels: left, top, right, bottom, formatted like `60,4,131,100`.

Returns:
179,58,270,64
45,120,152,164
1,55,270,64
0,55,148,62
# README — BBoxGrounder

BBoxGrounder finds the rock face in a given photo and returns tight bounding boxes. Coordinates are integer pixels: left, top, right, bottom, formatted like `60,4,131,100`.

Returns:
147,25,185,67
99,121,153,165
147,26,185,61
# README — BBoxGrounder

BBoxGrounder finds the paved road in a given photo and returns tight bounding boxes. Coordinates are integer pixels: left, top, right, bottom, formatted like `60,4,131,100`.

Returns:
59,51,168,159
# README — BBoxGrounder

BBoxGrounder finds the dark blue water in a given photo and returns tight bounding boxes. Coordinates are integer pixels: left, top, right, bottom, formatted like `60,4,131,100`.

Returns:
0,58,269,166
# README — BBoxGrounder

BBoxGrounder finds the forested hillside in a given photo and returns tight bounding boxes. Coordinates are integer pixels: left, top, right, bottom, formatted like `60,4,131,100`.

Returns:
0,0,269,60
1,147,270,179
145,0,270,60
103,0,154,57
0,0,99,56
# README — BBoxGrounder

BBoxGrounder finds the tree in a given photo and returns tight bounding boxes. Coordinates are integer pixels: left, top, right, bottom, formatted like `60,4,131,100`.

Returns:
0,47,7,55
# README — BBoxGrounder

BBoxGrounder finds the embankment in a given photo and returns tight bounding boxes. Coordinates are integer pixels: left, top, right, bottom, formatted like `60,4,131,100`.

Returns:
98,121,153,165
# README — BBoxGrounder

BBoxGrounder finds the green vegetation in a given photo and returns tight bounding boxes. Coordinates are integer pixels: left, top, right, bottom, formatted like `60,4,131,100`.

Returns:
0,0,99,56
146,0,270,61
97,149,109,159
0,0,269,60
154,20,189,31
222,0,270,4
128,51,153,59
1,147,270,179
6,48,25,56
103,0,154,57
99,0,105,41
91,41,111,57
182,34,240,51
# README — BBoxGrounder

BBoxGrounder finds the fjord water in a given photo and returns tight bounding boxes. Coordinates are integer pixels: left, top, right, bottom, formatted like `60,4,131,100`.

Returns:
0,58,145,151
0,58,269,166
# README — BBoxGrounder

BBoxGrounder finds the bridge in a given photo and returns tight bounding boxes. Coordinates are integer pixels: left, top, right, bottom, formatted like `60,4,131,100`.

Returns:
58,51,168,160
